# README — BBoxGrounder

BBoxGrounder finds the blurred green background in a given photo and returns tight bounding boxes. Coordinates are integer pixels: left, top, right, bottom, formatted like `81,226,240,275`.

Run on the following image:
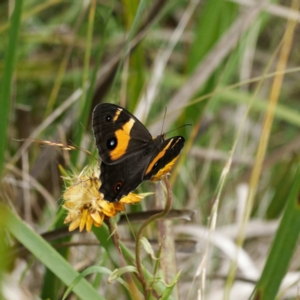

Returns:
1,0,300,299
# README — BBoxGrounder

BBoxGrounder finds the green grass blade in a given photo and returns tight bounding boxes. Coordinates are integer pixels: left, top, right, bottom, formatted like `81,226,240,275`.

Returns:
71,1,97,166
0,204,102,300
122,0,145,111
71,2,114,165
92,224,167,296
63,266,131,299
219,88,300,127
0,0,23,176
160,271,181,300
109,0,148,102
187,0,237,74
251,166,300,299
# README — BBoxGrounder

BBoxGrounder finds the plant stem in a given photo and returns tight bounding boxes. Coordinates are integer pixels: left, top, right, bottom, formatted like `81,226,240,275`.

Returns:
135,177,173,299
107,219,141,300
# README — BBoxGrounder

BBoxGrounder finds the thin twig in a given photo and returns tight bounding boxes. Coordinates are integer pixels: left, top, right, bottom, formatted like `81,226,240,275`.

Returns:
107,219,142,300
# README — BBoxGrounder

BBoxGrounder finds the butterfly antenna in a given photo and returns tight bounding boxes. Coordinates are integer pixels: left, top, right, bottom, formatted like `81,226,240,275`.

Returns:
161,106,167,135
165,124,192,136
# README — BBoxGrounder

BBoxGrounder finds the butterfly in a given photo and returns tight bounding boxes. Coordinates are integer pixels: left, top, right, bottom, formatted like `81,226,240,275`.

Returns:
92,103,185,202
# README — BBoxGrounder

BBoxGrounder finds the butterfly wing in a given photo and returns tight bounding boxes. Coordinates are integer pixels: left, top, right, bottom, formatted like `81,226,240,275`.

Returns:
143,136,185,181
100,157,145,202
93,104,185,201
92,103,152,164
99,136,185,202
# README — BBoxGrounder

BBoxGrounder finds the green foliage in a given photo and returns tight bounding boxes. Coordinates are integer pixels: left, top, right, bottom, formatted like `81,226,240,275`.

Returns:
0,204,101,300
0,0,23,176
251,166,300,299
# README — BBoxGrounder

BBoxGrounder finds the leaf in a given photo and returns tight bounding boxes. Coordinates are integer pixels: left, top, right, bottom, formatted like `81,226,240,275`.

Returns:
160,271,182,300
140,237,158,260
251,166,300,299
0,204,102,300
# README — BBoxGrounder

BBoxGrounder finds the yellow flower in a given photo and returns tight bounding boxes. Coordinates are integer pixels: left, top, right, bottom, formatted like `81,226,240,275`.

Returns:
62,165,145,232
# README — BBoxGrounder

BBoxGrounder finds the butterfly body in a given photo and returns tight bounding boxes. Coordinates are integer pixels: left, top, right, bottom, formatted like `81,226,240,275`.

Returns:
92,103,184,202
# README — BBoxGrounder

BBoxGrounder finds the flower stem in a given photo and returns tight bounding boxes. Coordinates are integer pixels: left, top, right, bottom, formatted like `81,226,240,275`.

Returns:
135,177,173,298
107,219,142,300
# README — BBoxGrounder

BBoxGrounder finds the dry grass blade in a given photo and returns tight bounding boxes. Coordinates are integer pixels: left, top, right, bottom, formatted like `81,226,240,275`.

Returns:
9,89,82,166
230,0,300,22
135,0,201,122
5,163,57,211
149,1,268,134
225,1,299,297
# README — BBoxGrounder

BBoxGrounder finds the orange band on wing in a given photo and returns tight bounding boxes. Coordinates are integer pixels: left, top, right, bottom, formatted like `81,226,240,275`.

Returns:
150,155,179,182
145,139,173,175
113,109,122,121
109,118,135,160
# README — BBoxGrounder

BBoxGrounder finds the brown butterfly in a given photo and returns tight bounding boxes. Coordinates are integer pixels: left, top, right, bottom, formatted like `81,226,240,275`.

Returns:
92,103,185,202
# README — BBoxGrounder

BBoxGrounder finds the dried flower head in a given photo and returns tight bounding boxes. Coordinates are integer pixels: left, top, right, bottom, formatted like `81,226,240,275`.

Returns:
62,165,145,232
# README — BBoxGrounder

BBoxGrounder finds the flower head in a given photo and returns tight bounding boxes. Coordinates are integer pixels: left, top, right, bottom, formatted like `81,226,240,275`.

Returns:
62,165,145,232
